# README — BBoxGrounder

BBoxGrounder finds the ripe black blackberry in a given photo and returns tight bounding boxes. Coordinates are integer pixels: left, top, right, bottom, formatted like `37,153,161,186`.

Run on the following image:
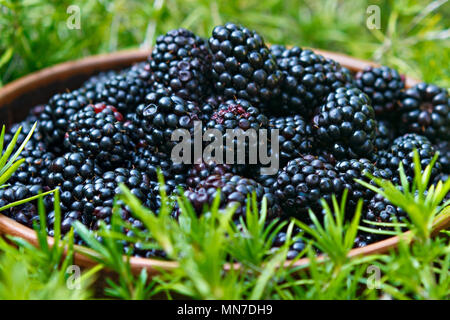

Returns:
375,133,441,184
206,99,268,157
271,227,306,260
269,115,314,166
80,168,153,230
184,173,278,219
198,95,223,123
9,141,55,186
129,89,201,153
65,103,133,169
435,140,449,173
335,158,392,209
275,46,354,117
365,193,407,226
151,28,210,65
208,23,282,107
4,112,45,149
398,83,450,142
132,147,187,193
354,232,378,247
38,90,89,149
149,28,211,102
46,152,101,223
0,184,44,228
313,87,377,159
355,66,405,116
185,161,233,189
274,155,343,220
96,70,149,114
374,120,397,151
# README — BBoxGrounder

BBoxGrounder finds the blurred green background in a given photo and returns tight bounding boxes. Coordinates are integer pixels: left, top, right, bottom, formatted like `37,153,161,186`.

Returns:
0,0,449,87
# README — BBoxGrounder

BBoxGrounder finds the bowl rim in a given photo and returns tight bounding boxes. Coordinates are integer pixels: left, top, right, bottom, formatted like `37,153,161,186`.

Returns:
0,48,446,276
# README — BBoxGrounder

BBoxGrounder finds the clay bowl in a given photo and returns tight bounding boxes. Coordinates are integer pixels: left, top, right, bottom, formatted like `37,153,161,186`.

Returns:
0,49,448,276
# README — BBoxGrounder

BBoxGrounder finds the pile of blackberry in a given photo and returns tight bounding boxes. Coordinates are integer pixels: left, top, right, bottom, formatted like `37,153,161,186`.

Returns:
1,23,449,257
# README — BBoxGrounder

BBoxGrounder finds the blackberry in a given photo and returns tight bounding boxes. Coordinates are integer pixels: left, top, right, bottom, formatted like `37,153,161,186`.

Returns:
4,113,45,149
355,66,405,116
9,141,55,186
354,232,378,247
208,23,282,107
150,29,211,102
205,99,268,167
374,120,397,151
151,28,210,65
435,140,450,173
132,147,187,193
275,46,354,117
80,168,153,230
375,134,441,184
271,227,306,260
313,87,376,159
46,152,101,220
185,161,233,189
274,155,343,220
65,103,133,169
399,83,450,142
365,193,407,226
198,95,223,123
184,173,278,219
130,89,201,153
0,184,44,228
269,115,314,166
335,158,392,209
38,90,89,149
96,71,149,114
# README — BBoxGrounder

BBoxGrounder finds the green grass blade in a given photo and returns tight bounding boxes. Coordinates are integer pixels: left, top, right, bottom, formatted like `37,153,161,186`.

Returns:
0,158,24,186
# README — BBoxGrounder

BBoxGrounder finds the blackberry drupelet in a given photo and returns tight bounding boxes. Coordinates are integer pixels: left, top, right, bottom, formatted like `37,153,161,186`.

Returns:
208,23,282,107
355,66,405,116
38,90,89,149
184,173,278,219
269,115,314,166
374,120,397,151
65,103,133,169
313,87,376,159
375,133,441,184
335,158,392,209
398,83,450,142
130,89,201,153
274,155,343,220
275,46,354,117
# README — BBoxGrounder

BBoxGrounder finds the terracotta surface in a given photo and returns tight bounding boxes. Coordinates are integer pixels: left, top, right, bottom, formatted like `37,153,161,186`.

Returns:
0,49,446,275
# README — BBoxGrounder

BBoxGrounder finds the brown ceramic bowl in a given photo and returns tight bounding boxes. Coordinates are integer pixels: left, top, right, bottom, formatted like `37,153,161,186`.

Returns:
0,49,448,276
